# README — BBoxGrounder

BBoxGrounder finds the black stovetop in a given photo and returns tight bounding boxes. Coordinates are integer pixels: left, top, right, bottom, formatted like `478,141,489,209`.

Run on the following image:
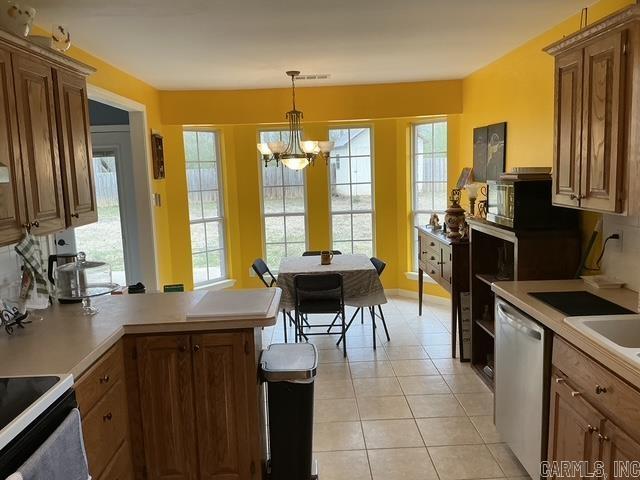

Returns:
0,376,60,430
528,291,635,317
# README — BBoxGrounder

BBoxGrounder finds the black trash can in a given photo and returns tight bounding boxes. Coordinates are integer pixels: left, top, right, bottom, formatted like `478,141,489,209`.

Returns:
260,343,318,480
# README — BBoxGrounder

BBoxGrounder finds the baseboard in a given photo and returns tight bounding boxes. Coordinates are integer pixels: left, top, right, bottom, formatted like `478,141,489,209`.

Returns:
385,288,450,305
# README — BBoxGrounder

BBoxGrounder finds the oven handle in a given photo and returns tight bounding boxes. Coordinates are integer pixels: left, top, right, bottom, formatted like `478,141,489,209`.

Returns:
497,303,542,340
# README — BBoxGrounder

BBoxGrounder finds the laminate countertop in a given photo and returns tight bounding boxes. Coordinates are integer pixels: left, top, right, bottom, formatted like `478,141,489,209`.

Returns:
0,288,281,380
492,279,640,388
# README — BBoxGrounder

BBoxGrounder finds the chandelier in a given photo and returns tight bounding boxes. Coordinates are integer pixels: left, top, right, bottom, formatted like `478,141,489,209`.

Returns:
257,71,334,170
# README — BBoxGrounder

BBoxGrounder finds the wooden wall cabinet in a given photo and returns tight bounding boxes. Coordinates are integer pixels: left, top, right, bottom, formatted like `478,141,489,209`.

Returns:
0,31,96,246
548,337,640,473
546,5,640,214
131,331,260,480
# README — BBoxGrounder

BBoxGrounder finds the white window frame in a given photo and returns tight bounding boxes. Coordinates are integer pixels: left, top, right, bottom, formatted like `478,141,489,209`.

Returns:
258,129,309,270
328,125,376,256
184,128,228,286
412,118,448,271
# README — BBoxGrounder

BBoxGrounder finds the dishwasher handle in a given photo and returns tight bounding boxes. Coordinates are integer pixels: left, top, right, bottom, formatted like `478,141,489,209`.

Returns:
497,303,542,340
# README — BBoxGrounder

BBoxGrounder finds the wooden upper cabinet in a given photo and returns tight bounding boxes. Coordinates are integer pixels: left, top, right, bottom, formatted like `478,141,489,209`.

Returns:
191,333,253,480
580,31,627,213
548,374,603,473
136,335,199,480
0,46,26,245
12,53,65,233
55,70,97,227
553,49,583,207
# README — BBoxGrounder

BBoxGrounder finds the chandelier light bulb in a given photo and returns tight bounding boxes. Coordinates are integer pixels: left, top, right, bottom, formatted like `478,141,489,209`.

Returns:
301,140,319,154
282,157,310,170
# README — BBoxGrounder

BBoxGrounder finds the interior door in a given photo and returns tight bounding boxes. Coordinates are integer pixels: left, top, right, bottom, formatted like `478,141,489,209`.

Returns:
547,373,603,476
12,54,65,234
191,332,253,480
553,49,583,207
55,69,97,227
580,30,627,213
136,335,199,480
0,46,26,245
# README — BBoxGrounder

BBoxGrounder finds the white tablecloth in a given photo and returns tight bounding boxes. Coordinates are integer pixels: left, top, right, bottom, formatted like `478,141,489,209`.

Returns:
277,254,387,312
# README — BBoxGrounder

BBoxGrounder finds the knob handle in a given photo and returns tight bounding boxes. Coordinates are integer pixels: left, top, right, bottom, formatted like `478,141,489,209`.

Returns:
71,212,80,218
595,385,607,394
587,424,599,433
31,220,39,228
99,375,110,384
103,412,113,422
193,344,200,352
571,391,582,397
555,377,565,384
598,433,609,442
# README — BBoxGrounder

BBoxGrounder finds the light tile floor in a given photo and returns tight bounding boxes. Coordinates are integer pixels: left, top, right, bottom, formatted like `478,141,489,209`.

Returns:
261,296,531,480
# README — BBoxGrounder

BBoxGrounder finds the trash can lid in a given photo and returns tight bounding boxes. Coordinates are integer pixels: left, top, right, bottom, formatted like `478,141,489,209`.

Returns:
260,343,318,382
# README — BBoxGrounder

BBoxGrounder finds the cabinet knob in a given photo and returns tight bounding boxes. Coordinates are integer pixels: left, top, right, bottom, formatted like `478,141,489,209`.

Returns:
99,375,110,384
595,384,607,395
193,344,200,352
103,412,113,422
71,212,80,218
22,220,39,231
587,424,599,433
598,433,609,442
430,242,435,247
555,377,565,384
430,256,436,261
430,270,436,275
571,391,582,397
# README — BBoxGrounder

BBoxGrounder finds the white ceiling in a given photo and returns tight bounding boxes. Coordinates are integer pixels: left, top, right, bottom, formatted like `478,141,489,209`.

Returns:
30,0,593,90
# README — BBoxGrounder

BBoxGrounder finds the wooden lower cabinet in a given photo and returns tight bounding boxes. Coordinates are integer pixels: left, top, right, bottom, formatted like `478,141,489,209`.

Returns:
99,441,135,480
548,373,603,471
548,337,640,478
134,331,260,480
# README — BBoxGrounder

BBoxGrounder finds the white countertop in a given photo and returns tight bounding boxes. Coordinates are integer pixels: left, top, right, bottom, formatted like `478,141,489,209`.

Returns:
492,279,640,388
0,289,281,379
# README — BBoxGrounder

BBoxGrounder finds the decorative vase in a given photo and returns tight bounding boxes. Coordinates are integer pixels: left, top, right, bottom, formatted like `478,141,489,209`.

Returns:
445,189,466,239
0,2,36,37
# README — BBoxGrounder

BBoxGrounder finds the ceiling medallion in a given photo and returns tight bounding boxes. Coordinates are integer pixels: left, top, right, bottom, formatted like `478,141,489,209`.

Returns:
257,70,334,170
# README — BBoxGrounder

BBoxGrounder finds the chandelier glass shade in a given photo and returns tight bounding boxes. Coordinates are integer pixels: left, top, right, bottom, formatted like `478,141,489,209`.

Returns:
257,71,334,170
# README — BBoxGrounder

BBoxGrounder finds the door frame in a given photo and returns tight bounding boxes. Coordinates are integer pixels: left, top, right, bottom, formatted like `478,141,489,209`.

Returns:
87,85,159,291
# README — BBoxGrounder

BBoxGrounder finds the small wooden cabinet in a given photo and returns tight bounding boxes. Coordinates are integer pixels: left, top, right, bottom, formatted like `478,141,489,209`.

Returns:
548,337,640,475
132,331,261,480
546,5,640,214
0,30,96,245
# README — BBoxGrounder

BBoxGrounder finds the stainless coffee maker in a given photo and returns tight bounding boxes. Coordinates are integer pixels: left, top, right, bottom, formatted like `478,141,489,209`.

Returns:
47,253,81,304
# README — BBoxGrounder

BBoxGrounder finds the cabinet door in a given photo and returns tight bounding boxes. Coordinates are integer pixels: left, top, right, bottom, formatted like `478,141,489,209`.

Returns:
580,30,627,213
553,49,583,207
12,54,65,233
137,335,198,480
601,421,640,479
0,46,26,245
548,375,603,475
191,332,253,480
55,69,97,227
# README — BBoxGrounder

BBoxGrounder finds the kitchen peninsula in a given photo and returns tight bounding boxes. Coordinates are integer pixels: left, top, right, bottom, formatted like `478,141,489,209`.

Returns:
0,289,281,480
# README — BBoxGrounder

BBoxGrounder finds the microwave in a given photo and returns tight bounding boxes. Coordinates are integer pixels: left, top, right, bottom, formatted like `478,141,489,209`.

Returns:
487,179,578,229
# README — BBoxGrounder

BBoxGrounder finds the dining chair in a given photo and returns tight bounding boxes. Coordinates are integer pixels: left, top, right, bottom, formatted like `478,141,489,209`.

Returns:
294,273,347,357
302,250,342,256
335,256,391,350
251,258,293,343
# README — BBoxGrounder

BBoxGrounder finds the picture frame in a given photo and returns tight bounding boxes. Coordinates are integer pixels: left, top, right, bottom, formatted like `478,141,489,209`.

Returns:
151,132,165,180
473,122,507,182
455,167,473,190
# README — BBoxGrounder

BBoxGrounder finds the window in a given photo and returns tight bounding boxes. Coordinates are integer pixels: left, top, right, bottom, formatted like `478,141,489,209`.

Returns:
184,129,227,285
412,120,448,269
329,127,374,256
260,130,307,268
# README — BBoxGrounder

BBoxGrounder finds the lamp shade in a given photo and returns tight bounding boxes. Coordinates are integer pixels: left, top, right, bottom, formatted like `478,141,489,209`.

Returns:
268,141,286,154
465,183,480,199
257,143,272,155
281,156,310,170
301,140,318,154
318,141,334,153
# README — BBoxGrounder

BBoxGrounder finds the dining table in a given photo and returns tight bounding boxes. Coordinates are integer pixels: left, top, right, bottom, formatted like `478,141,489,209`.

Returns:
276,253,387,313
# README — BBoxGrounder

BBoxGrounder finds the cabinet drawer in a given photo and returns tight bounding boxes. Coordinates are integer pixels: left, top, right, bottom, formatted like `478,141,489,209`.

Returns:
553,336,640,442
82,377,128,478
425,261,440,278
76,341,124,414
98,440,134,480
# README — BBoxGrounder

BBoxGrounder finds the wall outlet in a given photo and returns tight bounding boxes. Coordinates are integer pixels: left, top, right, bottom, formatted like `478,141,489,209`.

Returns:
609,229,623,252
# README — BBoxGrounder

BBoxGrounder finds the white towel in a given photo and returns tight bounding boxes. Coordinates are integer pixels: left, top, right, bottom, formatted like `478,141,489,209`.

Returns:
5,474,23,480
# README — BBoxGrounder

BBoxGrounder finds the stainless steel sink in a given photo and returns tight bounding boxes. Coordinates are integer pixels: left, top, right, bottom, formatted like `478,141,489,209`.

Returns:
565,315,640,365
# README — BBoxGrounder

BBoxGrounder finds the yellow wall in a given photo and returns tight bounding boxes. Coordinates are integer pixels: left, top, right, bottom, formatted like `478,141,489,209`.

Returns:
456,0,633,258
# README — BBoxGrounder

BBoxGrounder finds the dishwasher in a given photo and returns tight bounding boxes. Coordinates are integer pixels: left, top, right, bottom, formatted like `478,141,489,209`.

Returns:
495,298,552,480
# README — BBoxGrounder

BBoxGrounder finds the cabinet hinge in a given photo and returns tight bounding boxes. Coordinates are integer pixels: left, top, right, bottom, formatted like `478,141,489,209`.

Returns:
244,340,251,355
